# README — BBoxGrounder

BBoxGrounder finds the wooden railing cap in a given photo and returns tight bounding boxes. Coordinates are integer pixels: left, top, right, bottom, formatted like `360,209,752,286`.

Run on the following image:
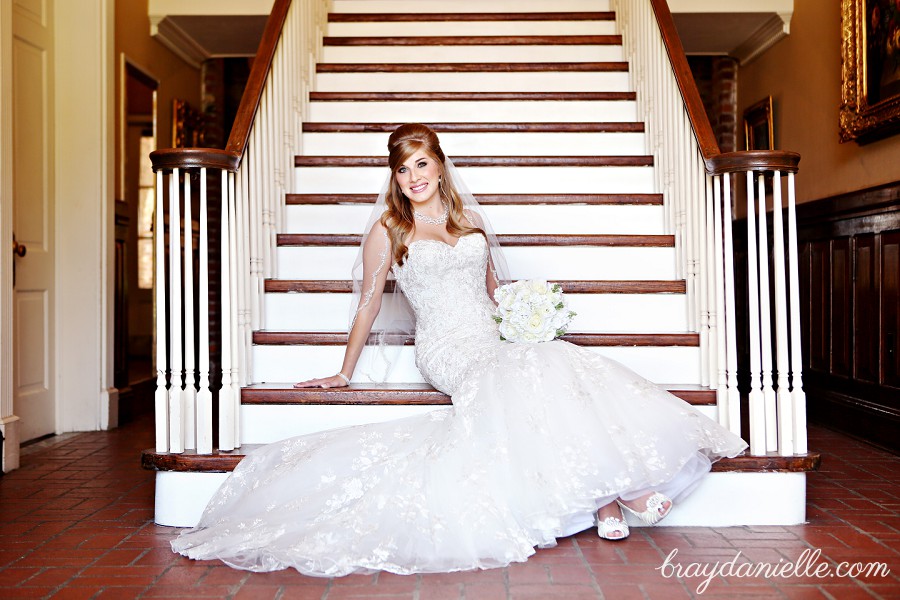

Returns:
149,148,240,173
706,150,801,175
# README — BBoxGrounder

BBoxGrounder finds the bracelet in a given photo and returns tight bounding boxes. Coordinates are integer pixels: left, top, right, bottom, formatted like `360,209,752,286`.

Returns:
336,372,350,385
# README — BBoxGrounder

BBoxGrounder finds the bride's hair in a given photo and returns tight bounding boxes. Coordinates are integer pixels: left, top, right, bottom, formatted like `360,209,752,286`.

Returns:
381,123,484,266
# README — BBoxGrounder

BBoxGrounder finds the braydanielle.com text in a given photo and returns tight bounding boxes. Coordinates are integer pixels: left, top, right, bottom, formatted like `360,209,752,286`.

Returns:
657,547,891,594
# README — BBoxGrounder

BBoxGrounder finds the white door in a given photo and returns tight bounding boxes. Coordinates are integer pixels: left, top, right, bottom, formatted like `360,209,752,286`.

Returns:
11,0,55,442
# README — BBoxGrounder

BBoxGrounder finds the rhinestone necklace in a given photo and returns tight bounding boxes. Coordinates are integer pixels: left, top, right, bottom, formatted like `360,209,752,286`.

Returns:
413,201,449,225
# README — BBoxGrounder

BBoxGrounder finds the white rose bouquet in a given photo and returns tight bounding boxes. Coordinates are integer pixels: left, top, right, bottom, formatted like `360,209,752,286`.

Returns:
492,280,576,343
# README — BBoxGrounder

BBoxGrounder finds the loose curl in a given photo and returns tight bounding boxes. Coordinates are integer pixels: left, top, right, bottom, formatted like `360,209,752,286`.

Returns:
381,124,484,266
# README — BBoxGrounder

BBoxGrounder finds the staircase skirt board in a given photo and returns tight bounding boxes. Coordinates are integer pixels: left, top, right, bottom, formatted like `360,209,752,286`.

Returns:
285,204,664,235
264,292,688,332
294,166,656,194
252,345,702,385
151,470,810,528
277,246,678,280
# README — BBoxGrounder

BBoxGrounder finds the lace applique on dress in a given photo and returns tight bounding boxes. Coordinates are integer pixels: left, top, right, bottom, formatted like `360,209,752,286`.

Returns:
350,229,389,331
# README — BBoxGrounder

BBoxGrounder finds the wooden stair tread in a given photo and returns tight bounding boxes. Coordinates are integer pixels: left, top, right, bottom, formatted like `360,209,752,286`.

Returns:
323,35,622,46
265,279,686,294
241,382,715,406
328,12,617,23
294,156,653,167
302,122,644,133
286,193,662,205
318,62,628,73
277,233,674,247
309,92,636,101
253,331,699,347
142,448,822,474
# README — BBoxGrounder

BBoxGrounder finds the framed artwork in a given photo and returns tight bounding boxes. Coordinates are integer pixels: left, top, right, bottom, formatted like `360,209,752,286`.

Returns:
744,96,774,151
840,0,900,143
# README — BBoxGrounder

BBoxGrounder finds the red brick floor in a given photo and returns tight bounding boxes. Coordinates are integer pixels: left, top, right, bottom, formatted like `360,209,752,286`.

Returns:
1,416,898,599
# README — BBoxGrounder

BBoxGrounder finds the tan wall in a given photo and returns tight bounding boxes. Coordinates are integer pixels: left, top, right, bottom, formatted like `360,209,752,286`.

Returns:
114,0,201,199
739,0,900,205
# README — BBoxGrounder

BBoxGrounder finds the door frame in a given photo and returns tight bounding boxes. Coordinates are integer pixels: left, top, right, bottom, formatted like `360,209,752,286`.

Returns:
1,0,20,471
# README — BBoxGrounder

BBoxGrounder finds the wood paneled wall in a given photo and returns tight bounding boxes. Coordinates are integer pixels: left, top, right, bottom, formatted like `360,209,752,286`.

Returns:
795,183,899,453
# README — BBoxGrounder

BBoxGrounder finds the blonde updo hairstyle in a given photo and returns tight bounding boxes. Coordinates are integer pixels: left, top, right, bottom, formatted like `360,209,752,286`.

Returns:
381,124,484,266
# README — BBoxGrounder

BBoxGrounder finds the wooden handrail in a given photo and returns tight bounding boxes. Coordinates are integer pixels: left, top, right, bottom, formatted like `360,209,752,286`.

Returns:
150,0,293,173
224,0,292,158
649,0,799,175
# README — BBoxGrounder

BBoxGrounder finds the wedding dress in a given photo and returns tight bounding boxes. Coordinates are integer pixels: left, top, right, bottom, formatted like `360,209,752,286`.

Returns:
171,232,748,575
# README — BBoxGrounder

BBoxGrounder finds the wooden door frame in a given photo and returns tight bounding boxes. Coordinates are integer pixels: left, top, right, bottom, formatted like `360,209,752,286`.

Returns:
1,0,20,471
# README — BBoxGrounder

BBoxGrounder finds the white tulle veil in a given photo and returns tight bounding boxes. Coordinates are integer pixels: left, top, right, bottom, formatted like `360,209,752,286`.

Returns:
349,156,510,382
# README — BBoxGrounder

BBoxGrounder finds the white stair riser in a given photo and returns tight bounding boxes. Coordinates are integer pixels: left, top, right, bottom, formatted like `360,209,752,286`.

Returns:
331,0,611,13
265,293,688,332
322,45,624,64
276,246,677,280
309,101,638,123
326,22,617,37
252,345,701,385
302,131,646,157
154,470,808,528
295,166,655,194
285,204,664,235
241,402,716,444
316,72,631,93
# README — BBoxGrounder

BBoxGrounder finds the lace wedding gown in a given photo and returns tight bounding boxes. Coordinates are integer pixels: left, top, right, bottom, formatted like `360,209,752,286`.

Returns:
171,233,747,575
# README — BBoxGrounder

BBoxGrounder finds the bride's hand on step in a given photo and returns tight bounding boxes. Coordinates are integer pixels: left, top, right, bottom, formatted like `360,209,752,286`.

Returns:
293,372,350,389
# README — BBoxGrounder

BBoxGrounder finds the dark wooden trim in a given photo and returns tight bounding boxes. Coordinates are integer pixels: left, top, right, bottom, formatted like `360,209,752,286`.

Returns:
276,233,674,247
706,150,801,175
142,447,820,473
294,156,653,167
327,12,616,23
264,279,686,294
240,383,714,406
224,0,292,159
302,122,644,133
149,148,240,172
252,331,699,347
309,92,637,101
323,35,622,46
317,62,629,73
286,193,663,205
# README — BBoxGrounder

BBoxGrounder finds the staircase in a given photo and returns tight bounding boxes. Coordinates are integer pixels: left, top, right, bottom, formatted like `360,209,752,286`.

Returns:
144,0,819,529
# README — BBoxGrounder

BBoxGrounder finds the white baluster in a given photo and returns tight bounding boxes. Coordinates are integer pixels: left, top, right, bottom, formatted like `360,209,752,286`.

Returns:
757,174,777,451
249,128,263,332
219,168,234,452
196,168,212,454
745,171,766,454
237,160,253,386
787,172,808,453
229,171,241,445
154,170,168,452
182,173,196,450
771,171,794,456
705,174,718,390
168,169,184,453
722,174,741,436
712,175,729,428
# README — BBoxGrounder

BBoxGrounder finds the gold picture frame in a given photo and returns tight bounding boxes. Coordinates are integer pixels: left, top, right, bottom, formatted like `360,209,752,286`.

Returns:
840,0,900,143
744,96,774,151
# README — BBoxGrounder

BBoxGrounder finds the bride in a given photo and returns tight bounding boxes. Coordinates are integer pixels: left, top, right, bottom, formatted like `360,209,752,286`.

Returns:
171,123,748,575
